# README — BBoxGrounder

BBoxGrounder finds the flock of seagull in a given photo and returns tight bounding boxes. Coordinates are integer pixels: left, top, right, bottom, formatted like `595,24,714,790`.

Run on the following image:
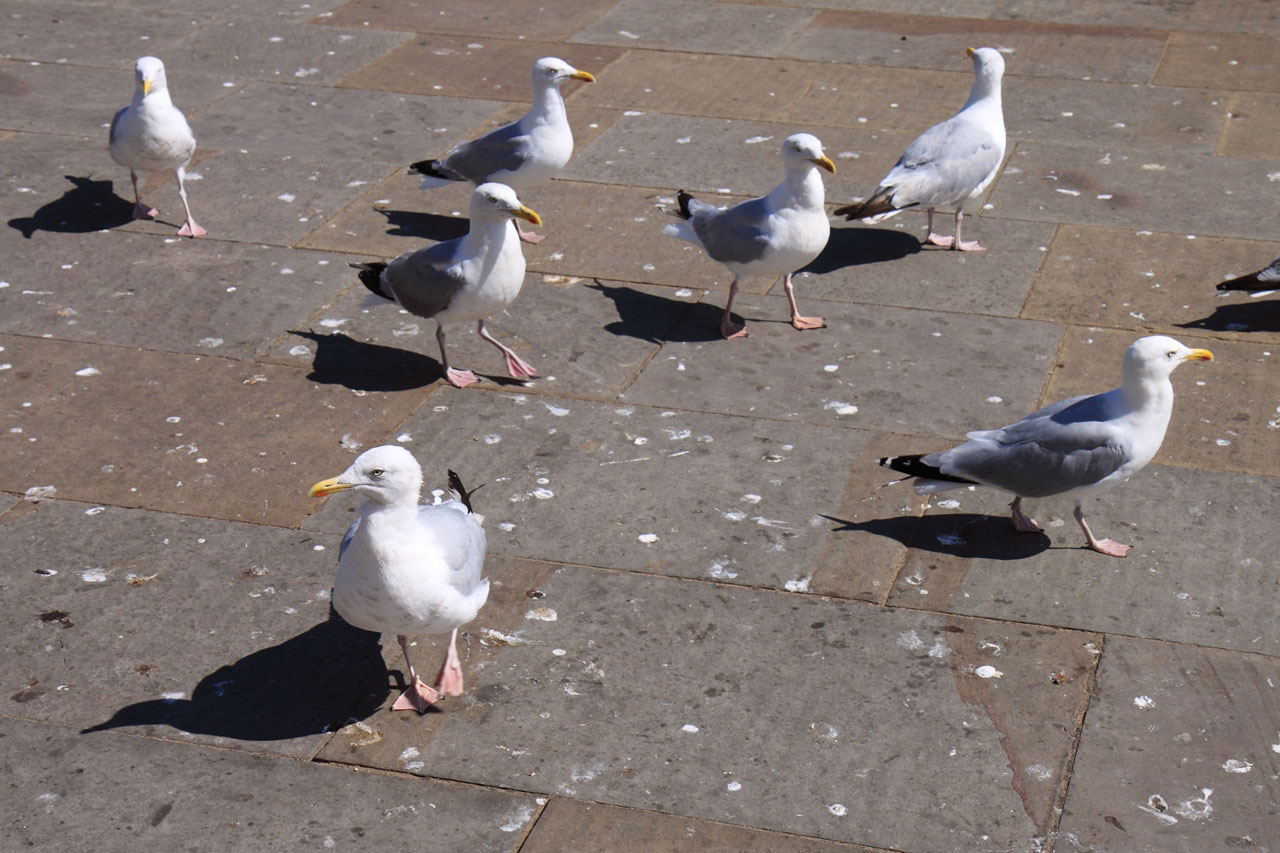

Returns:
107,47,1239,711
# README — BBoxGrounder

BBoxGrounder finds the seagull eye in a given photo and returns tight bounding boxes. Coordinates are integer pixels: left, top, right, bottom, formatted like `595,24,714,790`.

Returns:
1167,351,1177,358
369,468,385,478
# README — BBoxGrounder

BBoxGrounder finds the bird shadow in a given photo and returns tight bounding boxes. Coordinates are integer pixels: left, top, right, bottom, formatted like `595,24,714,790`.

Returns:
589,280,724,344
802,225,922,275
822,511,1052,561
81,610,391,741
289,329,527,392
376,208,469,242
1177,298,1280,334
8,175,135,239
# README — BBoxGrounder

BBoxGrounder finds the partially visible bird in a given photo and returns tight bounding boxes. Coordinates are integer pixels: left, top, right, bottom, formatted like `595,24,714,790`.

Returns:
309,446,489,713
350,182,541,388
834,46,1005,252
109,56,205,238
409,56,595,244
663,133,836,339
880,335,1213,557
1217,253,1280,294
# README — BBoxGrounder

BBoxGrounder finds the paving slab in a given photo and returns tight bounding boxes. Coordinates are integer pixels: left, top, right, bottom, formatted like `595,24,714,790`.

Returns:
992,0,1280,35
1054,636,1280,850
267,277,696,401
0,232,360,358
739,0,1000,15
568,0,818,58
883,464,1280,657
127,0,350,20
304,389,868,590
340,35,622,100
0,1,209,69
1154,32,1280,94
1220,91,1280,161
784,11,1168,84
522,798,880,852
1023,225,1280,342
1044,328,1280,478
622,296,1062,439
168,19,412,88
990,143,1280,241
317,0,619,41
320,564,1099,852
0,717,539,851
0,334,431,526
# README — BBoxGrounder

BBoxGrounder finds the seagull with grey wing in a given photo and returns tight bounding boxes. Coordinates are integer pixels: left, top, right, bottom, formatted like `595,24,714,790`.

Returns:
350,182,541,388
1217,253,1280,294
663,133,836,339
880,335,1213,557
834,47,1005,252
109,56,205,237
410,57,595,244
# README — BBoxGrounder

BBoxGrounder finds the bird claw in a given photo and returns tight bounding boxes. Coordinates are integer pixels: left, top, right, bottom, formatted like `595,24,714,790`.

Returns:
721,319,747,339
392,676,441,713
177,220,207,238
791,315,826,331
133,203,158,221
504,354,538,381
925,233,954,248
954,240,985,252
444,367,479,388
1088,538,1131,558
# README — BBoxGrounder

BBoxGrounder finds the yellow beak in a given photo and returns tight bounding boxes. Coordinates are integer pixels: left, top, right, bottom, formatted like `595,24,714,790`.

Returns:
812,155,836,174
966,46,976,58
142,78,153,96
570,70,595,83
514,206,542,226
309,476,353,498
1184,348,1214,362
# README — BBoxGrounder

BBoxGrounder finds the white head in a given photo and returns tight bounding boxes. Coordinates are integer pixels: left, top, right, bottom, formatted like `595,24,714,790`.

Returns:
1122,335,1214,386
309,445,424,506
781,132,836,175
134,56,168,98
966,47,1005,90
532,57,595,88
470,182,542,228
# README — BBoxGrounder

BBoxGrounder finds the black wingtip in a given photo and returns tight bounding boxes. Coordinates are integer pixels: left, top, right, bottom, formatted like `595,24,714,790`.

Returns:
409,158,455,180
675,189,695,219
447,469,484,513
878,454,976,485
1216,273,1263,292
349,262,391,299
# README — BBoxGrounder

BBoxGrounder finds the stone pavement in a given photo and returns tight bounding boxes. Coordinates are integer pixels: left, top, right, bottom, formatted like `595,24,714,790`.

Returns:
1,0,1278,849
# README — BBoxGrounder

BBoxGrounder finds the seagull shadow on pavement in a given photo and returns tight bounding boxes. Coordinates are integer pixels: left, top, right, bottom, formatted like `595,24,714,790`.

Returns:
288,329,529,391
1177,297,1280,335
823,511,1052,561
589,280,723,343
8,175,134,239
376,208,469,242
802,225,922,274
82,610,390,741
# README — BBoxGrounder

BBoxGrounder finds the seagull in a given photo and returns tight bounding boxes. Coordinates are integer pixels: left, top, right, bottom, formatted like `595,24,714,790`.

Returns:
879,335,1213,557
108,56,205,237
309,446,489,713
662,133,836,339
834,46,1005,252
409,56,595,244
350,182,541,388
1217,253,1280,294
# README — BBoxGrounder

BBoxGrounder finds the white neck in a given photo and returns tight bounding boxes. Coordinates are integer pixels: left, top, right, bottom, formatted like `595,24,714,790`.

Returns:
768,163,826,210
135,87,173,110
962,75,1001,112
526,81,568,127
1120,366,1175,414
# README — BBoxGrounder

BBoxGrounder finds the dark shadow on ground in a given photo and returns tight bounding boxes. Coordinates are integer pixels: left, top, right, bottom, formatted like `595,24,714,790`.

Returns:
376,208,469,243
290,329,439,392
82,610,390,741
589,280,714,344
1178,297,1280,334
8,175,134,239
802,225,922,275
824,511,1053,561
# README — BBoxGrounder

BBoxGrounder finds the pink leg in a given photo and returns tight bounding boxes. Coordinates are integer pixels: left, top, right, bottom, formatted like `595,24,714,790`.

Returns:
174,166,206,237
436,325,478,388
1074,503,1130,558
1009,496,1040,533
515,219,545,244
720,277,747,339
130,171,157,220
783,273,825,330
478,320,537,380
924,207,954,248
435,628,465,697
952,211,984,252
391,634,441,712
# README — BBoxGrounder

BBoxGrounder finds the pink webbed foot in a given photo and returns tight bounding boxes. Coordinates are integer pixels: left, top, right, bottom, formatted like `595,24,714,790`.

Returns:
720,317,747,339
1087,538,1131,558
133,202,158,221
1010,498,1040,533
444,366,479,388
177,219,207,238
517,230,546,244
953,240,985,252
925,232,954,248
435,639,465,698
791,315,826,331
391,676,442,713
503,352,538,381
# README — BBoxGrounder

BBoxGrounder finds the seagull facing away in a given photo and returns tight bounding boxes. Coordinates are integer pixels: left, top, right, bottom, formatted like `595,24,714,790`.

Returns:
309,446,489,713
880,335,1213,557
108,56,205,237
1217,253,1280,294
350,182,541,388
834,47,1005,252
663,133,836,339
409,56,595,244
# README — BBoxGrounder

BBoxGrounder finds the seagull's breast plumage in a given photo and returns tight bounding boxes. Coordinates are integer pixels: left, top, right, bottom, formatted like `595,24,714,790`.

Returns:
109,100,197,174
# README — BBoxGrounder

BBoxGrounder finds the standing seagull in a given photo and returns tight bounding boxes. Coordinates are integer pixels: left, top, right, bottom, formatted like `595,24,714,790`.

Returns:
880,335,1213,557
109,56,205,237
309,446,489,713
1217,253,1280,293
410,56,595,243
663,133,836,339
834,47,1005,252
350,182,541,388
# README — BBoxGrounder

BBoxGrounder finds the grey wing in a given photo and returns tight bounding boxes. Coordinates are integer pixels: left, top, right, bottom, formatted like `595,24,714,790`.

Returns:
689,196,771,265
442,122,531,183
382,240,470,319
883,117,1001,203
109,106,128,145
417,503,487,597
1260,254,1280,283
338,517,360,561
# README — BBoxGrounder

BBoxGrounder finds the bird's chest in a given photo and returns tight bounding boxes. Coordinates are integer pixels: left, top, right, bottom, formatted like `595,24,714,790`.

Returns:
760,207,830,268
436,244,526,321
333,528,445,632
